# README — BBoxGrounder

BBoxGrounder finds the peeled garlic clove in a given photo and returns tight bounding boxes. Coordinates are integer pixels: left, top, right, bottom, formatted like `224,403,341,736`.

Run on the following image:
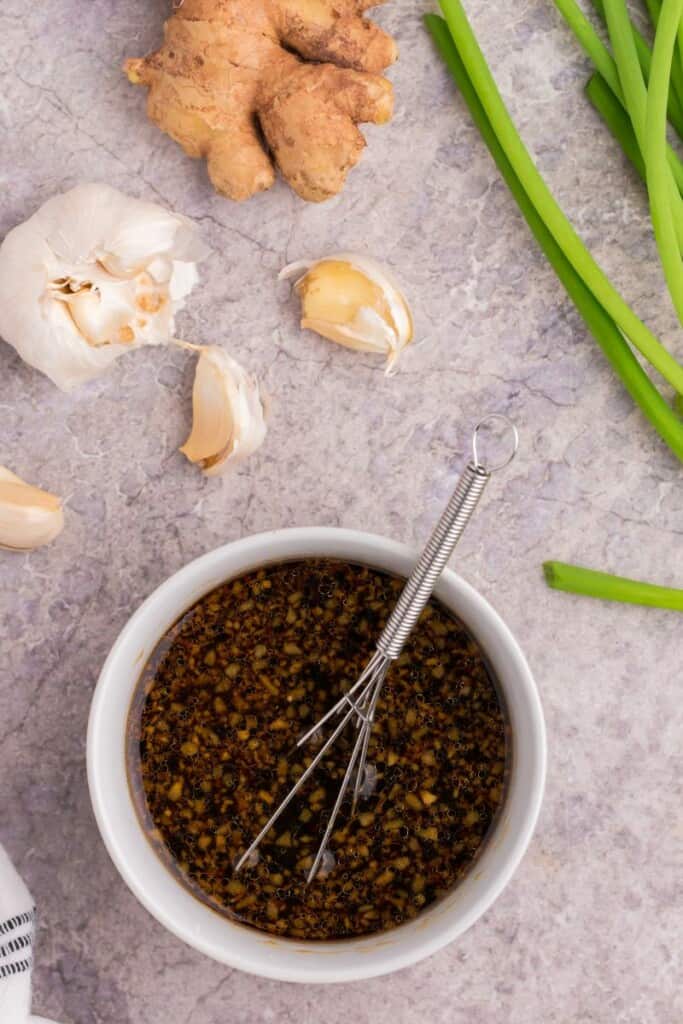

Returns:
280,253,413,371
180,346,267,477
0,467,64,551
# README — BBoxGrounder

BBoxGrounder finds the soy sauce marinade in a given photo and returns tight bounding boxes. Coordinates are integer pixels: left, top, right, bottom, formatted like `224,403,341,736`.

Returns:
129,559,508,940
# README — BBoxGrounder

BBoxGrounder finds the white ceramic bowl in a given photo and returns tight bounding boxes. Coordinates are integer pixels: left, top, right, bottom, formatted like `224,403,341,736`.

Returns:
88,528,546,983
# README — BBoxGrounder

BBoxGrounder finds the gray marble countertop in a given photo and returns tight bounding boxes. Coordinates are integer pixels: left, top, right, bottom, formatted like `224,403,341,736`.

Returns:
2,1,681,1021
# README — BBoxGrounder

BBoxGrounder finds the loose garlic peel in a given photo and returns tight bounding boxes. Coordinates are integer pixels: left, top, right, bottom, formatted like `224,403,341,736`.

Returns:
0,467,64,551
0,184,207,389
280,253,413,371
181,346,267,477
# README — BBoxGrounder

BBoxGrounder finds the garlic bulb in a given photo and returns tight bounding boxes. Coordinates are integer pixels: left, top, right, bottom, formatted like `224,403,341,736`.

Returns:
0,184,208,390
0,467,64,551
180,346,267,476
280,253,413,371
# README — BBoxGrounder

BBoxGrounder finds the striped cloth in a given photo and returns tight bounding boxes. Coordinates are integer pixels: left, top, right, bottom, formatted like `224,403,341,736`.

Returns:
0,845,59,1024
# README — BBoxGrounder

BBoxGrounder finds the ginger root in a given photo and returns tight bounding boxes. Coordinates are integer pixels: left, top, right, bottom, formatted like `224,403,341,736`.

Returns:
125,0,397,203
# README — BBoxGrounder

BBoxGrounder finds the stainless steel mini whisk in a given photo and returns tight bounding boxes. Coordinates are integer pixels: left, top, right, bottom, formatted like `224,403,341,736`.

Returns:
235,414,519,883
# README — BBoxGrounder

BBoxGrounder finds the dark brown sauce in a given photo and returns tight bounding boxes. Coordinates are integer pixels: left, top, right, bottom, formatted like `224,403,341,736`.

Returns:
128,559,509,940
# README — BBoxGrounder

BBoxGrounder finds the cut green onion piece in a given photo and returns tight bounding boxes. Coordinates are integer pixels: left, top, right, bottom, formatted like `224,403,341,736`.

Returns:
425,14,683,461
438,0,683,393
646,0,683,323
544,561,683,610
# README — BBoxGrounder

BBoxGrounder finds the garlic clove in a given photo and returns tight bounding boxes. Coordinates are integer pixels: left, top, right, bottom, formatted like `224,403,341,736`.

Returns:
180,346,267,477
280,253,413,371
0,467,65,551
301,307,397,357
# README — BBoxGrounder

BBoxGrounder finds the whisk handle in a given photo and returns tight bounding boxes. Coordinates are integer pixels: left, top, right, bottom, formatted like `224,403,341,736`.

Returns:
376,463,490,661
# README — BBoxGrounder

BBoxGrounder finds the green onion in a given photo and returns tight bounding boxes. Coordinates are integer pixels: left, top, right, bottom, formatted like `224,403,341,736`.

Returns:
602,0,683,305
425,14,683,460
555,0,683,150
644,0,683,108
603,0,653,148
586,64,683,207
589,0,683,141
677,12,683,101
544,561,683,610
554,0,683,218
553,0,625,97
586,72,646,180
645,0,662,28
437,0,683,393
645,0,683,323
557,0,683,318
436,0,683,395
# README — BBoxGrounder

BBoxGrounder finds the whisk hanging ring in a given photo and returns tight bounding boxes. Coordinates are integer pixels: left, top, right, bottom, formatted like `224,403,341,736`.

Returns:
472,413,519,473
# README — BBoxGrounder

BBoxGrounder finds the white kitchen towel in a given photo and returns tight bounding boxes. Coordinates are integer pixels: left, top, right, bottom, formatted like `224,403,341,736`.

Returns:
0,844,59,1024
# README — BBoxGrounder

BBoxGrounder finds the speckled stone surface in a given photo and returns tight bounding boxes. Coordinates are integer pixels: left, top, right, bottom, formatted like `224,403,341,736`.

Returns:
1,1,682,1021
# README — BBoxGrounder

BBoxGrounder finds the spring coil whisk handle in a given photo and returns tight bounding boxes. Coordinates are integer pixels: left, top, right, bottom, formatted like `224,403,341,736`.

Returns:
376,463,490,660
376,414,518,662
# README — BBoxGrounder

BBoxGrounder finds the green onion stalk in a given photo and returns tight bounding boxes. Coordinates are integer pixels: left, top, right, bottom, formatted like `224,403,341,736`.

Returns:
425,4,683,460
589,0,683,143
433,0,683,395
605,0,683,323
650,0,683,131
646,0,683,323
645,0,662,29
585,73,646,180
642,0,683,120
553,0,683,194
544,562,683,610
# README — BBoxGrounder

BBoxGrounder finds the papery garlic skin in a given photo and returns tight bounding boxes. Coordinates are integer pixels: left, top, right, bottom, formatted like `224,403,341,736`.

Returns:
280,253,413,371
0,184,208,390
181,346,267,477
0,467,64,551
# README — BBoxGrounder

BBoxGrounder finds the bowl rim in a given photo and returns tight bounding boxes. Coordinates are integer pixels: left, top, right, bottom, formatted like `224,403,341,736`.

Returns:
87,526,546,983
